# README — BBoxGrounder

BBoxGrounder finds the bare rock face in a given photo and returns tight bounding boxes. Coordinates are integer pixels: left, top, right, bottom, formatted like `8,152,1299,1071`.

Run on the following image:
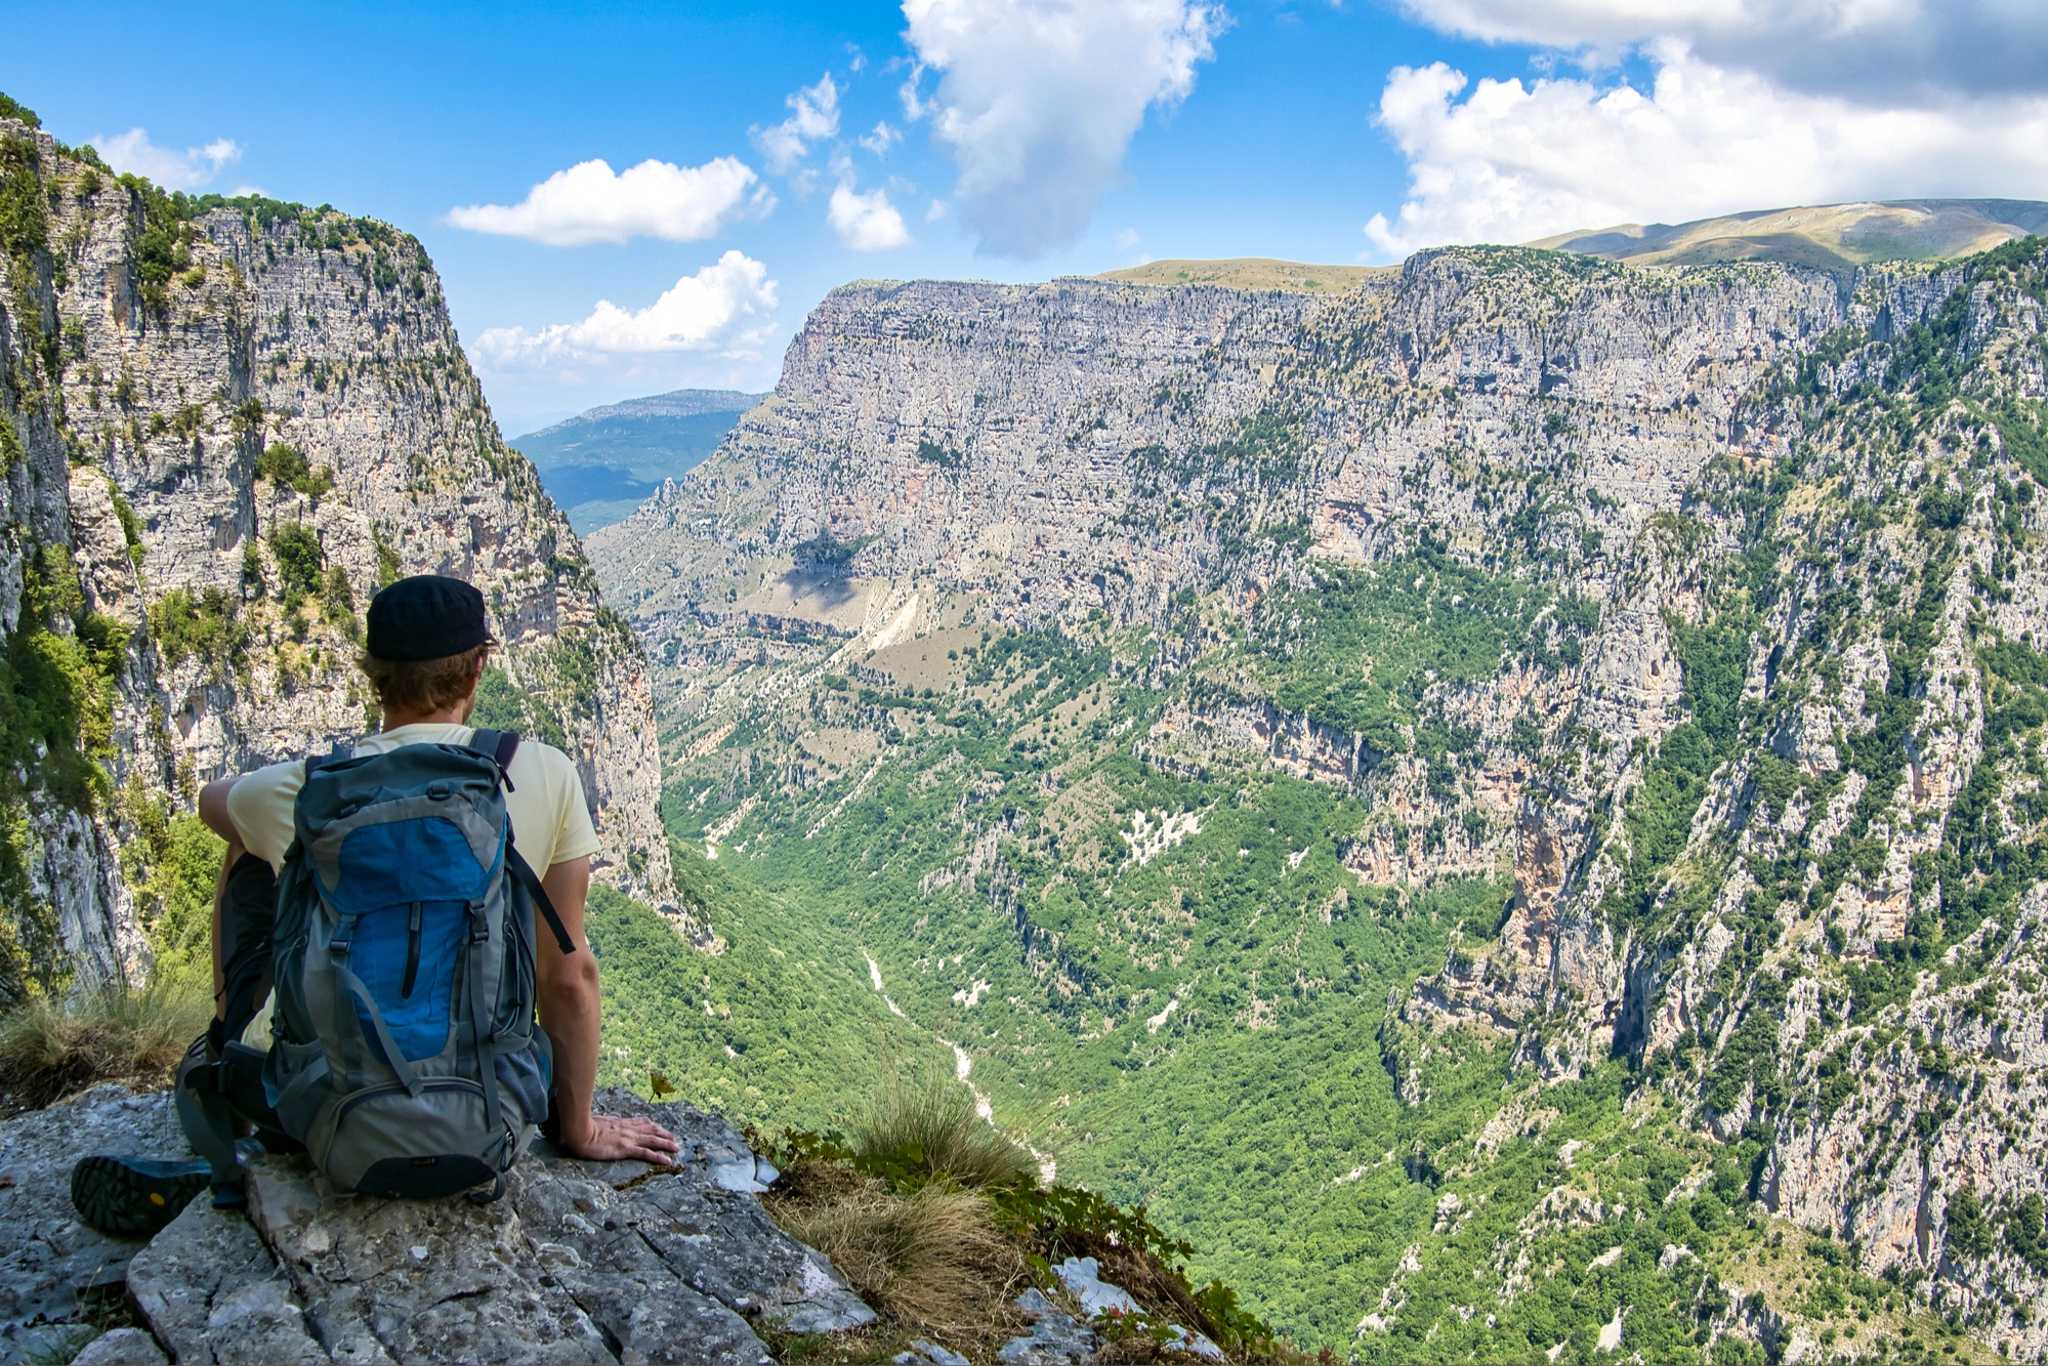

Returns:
1,1084,873,1364
0,117,681,998
0,1085,189,1362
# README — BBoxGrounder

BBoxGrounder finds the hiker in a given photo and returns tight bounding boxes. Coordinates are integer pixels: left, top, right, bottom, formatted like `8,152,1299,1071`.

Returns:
71,574,676,1235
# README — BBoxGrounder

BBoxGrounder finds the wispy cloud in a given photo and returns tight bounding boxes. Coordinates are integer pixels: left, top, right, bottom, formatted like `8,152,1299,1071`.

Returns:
900,0,1227,258
754,73,841,175
860,121,903,157
1394,0,2048,104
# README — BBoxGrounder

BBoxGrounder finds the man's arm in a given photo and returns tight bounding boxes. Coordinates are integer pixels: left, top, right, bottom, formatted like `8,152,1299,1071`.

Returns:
198,777,243,1010
533,855,677,1165
198,776,239,843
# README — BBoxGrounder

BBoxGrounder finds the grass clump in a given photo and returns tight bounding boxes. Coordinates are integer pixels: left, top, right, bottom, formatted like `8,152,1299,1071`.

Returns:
779,1182,1025,1347
853,1071,1039,1192
0,974,208,1108
755,1065,1296,1362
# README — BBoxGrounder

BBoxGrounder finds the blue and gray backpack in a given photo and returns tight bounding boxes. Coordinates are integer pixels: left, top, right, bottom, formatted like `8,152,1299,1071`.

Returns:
256,728,571,1199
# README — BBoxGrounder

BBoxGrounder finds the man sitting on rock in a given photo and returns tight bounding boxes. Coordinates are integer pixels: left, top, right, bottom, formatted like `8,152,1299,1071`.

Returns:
71,574,676,1235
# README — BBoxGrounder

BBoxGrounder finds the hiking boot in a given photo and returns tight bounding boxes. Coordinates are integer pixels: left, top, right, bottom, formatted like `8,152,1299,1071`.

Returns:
69,1154,213,1239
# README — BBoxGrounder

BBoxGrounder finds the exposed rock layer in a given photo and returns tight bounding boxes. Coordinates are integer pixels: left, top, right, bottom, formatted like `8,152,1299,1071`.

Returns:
0,118,681,994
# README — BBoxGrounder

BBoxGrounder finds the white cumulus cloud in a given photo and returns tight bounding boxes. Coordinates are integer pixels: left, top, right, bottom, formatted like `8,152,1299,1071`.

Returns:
472,250,779,370
901,0,1227,257
446,156,767,247
93,128,241,191
1395,0,2048,103
829,184,913,251
754,73,841,174
1363,41,2048,258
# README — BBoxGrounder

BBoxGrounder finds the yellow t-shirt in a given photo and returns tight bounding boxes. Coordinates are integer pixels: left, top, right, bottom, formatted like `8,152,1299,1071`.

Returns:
225,723,602,876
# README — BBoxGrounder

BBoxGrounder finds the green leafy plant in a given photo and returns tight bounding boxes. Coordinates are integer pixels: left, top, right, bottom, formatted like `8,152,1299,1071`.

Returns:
256,442,334,498
269,522,324,597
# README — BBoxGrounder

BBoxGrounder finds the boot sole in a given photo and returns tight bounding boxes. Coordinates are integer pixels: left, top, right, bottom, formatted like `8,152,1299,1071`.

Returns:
70,1154,211,1239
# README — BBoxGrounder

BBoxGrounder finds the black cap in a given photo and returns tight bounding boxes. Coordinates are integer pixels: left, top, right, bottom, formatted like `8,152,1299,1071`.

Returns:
365,574,494,662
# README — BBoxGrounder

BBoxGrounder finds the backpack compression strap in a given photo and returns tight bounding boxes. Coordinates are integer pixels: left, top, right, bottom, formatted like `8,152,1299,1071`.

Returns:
509,846,577,956
465,728,576,956
458,728,576,1160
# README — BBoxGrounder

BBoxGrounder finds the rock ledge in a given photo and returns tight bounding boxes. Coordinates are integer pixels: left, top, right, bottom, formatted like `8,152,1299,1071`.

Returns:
1,1084,874,1364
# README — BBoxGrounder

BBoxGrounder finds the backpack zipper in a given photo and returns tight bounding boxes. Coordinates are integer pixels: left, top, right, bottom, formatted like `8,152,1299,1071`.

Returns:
314,1076,489,1170
402,902,423,998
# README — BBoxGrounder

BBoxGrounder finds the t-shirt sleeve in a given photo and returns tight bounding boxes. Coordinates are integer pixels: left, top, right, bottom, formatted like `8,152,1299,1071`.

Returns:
224,759,306,873
544,751,602,871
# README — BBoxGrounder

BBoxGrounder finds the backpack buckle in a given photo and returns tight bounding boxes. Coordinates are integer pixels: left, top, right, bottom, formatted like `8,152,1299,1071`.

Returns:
467,902,490,944
328,912,358,958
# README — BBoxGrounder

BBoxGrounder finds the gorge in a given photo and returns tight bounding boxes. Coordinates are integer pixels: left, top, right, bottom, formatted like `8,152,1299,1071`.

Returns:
6,89,2048,1363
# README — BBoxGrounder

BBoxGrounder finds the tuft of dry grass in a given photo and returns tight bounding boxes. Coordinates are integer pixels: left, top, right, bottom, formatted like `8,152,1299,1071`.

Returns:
777,1180,1025,1348
0,974,208,1108
853,1070,1038,1192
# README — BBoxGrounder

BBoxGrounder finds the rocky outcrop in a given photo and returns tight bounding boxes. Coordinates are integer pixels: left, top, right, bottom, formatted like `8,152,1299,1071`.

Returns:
0,116,681,996
0,1084,872,1364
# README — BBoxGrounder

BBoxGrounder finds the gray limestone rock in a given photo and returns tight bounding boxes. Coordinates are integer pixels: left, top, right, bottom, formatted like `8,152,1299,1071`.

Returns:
996,1289,1098,1365
895,1341,971,1366
0,1084,875,1365
69,1327,170,1366
127,1197,328,1364
0,1084,189,1360
1052,1257,1222,1360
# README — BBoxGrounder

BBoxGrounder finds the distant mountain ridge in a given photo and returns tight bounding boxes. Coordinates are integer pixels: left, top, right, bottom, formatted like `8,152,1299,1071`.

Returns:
512,388,764,535
1531,197,2048,272
1092,200,2048,297
523,387,762,434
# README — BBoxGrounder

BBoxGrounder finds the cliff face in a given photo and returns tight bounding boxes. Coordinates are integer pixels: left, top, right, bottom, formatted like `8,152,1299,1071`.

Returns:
594,234,2048,1354
0,118,679,995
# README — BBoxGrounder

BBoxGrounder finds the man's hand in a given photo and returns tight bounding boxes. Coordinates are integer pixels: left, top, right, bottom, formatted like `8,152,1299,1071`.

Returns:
557,1112,680,1166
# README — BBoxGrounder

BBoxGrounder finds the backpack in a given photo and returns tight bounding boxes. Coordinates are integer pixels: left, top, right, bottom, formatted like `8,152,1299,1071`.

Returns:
256,728,572,1200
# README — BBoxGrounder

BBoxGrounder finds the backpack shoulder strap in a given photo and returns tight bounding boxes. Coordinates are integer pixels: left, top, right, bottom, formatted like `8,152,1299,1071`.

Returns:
303,741,355,780
467,728,521,792
508,843,577,956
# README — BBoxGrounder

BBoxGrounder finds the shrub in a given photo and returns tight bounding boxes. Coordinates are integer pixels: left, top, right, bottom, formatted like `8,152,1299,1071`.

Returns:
107,478,146,564
148,586,239,670
0,91,39,128
373,527,402,588
270,522,324,597
1,133,49,265
0,974,209,1107
321,564,358,637
256,442,333,498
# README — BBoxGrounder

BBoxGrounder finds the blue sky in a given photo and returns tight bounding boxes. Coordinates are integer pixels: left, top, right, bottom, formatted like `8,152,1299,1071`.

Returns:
8,1,2047,432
